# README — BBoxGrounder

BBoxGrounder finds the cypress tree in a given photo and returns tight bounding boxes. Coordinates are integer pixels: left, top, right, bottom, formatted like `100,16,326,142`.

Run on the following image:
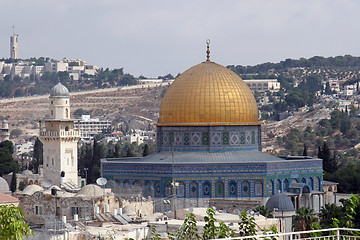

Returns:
10,171,16,193
302,144,308,156
143,144,150,157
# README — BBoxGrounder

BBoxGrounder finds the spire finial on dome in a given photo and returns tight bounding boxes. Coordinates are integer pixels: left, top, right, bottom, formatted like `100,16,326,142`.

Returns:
206,39,210,61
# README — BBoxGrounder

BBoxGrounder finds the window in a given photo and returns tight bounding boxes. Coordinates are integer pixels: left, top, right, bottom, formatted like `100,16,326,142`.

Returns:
215,181,224,197
189,181,198,198
255,180,263,196
35,205,43,215
242,181,250,197
203,181,211,197
228,180,237,197
269,180,274,195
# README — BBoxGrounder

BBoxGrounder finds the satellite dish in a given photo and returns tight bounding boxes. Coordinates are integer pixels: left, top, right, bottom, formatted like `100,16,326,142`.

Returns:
96,177,107,186
42,180,52,188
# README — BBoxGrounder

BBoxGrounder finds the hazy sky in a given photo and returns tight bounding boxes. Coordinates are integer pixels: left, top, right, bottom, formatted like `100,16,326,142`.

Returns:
1,0,360,77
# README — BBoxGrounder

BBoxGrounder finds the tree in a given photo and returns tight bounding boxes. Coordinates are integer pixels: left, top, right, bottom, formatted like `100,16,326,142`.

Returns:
318,141,338,173
302,144,308,156
292,207,318,232
10,171,16,193
168,213,200,240
238,210,257,237
32,138,43,174
0,204,33,240
143,144,150,157
255,205,273,218
10,129,22,138
319,203,344,228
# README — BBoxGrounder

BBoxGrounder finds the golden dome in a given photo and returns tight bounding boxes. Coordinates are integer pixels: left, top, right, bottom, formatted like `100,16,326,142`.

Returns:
158,61,260,126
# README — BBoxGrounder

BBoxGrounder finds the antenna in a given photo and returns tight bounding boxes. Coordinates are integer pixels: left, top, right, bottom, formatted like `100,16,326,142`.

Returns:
12,26,15,35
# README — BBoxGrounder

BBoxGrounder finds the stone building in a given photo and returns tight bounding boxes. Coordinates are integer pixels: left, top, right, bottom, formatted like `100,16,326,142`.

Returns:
16,184,119,224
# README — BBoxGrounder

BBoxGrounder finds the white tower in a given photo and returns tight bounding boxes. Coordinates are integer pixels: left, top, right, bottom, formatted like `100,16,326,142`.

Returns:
10,29,18,59
0,120,10,142
39,83,80,187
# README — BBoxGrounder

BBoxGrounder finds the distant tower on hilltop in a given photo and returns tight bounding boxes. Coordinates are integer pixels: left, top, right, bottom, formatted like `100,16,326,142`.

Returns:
39,83,81,187
10,26,18,59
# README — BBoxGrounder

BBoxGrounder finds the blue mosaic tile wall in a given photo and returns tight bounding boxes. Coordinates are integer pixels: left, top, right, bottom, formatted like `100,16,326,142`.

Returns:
157,125,262,151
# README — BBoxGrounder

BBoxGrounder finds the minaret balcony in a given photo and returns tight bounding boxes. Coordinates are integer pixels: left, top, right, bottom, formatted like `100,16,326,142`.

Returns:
39,130,81,138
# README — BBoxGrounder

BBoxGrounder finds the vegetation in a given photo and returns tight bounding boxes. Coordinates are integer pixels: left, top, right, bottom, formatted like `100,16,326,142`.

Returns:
78,139,156,183
0,204,33,240
0,140,19,176
168,208,276,240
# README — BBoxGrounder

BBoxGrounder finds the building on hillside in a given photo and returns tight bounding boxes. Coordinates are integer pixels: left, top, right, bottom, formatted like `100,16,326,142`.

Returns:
38,83,81,187
74,115,111,141
0,120,10,142
14,140,34,155
101,44,324,213
244,79,280,92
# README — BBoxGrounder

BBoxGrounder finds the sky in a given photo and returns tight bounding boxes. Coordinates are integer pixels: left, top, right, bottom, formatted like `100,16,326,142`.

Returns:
1,0,360,77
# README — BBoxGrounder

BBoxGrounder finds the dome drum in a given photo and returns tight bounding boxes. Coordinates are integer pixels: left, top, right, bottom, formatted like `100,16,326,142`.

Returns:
157,125,261,152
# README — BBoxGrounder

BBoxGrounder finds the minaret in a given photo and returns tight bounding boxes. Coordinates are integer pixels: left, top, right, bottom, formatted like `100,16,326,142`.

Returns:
39,83,81,186
10,27,18,59
0,120,10,142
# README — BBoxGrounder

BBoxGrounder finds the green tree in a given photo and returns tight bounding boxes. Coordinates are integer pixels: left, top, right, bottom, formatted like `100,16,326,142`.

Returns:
32,138,43,174
238,210,257,238
292,207,318,232
0,204,33,240
10,171,16,193
255,205,273,218
10,129,22,138
319,203,344,228
168,213,200,240
143,144,150,157
318,141,338,173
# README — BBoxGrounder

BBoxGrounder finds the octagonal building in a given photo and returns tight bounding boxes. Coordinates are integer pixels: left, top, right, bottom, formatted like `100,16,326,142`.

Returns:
101,47,324,211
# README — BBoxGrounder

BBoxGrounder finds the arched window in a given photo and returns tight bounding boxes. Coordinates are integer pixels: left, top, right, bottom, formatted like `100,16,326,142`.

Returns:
65,126,69,131
269,180,274,195
164,181,171,197
144,181,153,197
177,181,185,198
189,181,198,198
228,180,237,197
215,181,224,197
255,180,263,196
309,177,314,190
123,180,130,189
284,179,289,192
154,181,161,197
277,179,282,192
203,181,211,197
65,108,69,118
242,181,250,197
133,180,141,187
